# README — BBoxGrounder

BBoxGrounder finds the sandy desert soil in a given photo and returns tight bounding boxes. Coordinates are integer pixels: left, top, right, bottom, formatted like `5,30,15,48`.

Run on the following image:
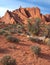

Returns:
0,34,50,65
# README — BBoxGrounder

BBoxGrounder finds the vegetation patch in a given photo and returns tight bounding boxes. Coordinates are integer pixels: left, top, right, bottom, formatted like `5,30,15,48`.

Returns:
0,55,16,65
9,30,17,34
27,18,41,35
3,32,11,37
31,46,41,55
29,37,40,43
6,35,20,43
0,29,6,35
45,38,50,48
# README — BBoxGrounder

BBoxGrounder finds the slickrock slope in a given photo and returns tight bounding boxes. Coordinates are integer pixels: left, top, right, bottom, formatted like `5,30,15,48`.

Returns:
0,7,50,24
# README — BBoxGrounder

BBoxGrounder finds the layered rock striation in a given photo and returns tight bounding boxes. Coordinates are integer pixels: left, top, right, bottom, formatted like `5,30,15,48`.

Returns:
0,7,50,24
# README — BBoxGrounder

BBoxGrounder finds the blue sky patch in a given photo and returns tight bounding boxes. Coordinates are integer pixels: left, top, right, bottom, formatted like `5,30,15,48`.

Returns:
0,0,50,16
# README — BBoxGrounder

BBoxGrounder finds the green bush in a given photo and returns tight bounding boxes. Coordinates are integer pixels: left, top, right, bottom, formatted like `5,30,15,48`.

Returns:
17,30,22,34
40,24,48,37
9,30,17,34
10,24,17,28
26,32,31,36
34,18,41,25
27,18,41,35
31,24,39,35
17,25,23,34
40,28,48,37
27,19,32,22
27,19,32,32
3,32,11,37
3,27,10,30
45,24,50,38
0,29,6,35
0,55,16,65
6,35,19,43
29,37,40,42
33,18,41,35
31,46,41,55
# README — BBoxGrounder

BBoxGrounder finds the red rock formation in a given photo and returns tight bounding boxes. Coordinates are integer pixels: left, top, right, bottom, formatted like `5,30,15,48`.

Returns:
0,7,50,24
45,14,50,22
1,10,23,24
2,10,14,24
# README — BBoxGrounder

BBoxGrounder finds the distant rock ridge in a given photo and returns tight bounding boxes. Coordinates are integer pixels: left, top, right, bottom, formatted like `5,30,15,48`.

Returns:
0,7,50,24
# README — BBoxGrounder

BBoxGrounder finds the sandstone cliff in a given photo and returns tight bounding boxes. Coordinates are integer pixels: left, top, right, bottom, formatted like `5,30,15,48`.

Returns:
0,7,50,24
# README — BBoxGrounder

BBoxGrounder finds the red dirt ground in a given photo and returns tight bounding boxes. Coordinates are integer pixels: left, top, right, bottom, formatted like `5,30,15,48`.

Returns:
0,34,50,65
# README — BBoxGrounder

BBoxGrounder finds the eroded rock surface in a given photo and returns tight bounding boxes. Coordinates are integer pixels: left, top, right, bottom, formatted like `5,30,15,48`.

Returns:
0,7,50,24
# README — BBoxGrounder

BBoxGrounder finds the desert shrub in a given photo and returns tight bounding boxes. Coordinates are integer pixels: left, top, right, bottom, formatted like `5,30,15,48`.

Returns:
34,18,41,25
6,35,19,43
45,24,50,38
3,24,17,31
3,32,11,37
0,55,16,65
39,24,48,37
33,18,41,35
31,24,39,35
3,27,10,30
17,30,22,34
31,46,41,55
9,30,17,34
40,28,48,37
26,32,31,36
27,18,41,35
27,19,32,32
10,24,17,28
27,19,32,22
46,39,50,47
0,29,6,35
17,25,23,34
29,37,40,43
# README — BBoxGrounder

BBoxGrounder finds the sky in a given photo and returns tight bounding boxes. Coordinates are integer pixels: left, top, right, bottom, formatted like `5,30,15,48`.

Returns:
0,0,50,16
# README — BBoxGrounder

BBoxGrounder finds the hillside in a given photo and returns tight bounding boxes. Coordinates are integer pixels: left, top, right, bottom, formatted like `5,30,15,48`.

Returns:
0,7,50,65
